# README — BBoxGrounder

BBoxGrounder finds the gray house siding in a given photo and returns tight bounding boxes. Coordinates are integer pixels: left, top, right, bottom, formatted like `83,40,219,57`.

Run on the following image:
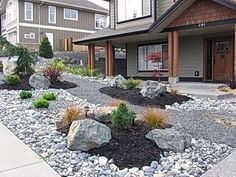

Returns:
157,0,175,17
19,26,87,51
110,0,115,29
126,36,204,79
18,0,104,30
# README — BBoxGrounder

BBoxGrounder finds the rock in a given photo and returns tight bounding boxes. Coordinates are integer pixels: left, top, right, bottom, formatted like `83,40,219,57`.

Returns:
140,80,167,99
116,168,128,177
2,56,18,76
145,127,192,152
94,106,116,123
67,119,111,151
99,156,108,166
109,75,127,89
29,73,50,89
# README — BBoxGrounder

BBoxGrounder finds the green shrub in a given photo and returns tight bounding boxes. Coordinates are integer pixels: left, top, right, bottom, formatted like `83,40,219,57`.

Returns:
39,36,53,59
123,78,141,89
50,59,67,71
111,103,135,129
20,91,32,99
78,67,97,77
66,66,80,75
43,92,57,101
16,47,36,75
34,99,49,108
5,74,21,86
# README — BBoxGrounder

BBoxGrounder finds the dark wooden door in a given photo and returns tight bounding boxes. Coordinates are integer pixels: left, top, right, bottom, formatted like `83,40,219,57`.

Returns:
213,38,233,81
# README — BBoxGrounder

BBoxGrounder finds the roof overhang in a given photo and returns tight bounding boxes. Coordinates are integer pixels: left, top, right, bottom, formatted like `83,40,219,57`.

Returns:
0,0,7,15
74,0,236,45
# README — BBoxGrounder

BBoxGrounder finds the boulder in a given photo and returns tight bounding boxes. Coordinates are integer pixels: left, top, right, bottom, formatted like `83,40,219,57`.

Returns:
145,127,192,152
67,119,111,151
140,80,167,99
2,56,19,76
94,106,117,123
110,75,127,89
29,73,50,89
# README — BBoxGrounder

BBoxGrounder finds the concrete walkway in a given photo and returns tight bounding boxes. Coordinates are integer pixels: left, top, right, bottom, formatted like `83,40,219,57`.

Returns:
0,123,60,177
201,149,236,177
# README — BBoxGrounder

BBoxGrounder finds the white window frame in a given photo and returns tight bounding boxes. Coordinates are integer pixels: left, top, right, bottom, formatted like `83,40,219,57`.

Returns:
24,2,33,21
48,6,56,24
64,8,78,21
95,14,106,29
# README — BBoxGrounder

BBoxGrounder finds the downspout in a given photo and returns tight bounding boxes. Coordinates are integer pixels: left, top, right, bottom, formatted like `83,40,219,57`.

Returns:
38,1,44,45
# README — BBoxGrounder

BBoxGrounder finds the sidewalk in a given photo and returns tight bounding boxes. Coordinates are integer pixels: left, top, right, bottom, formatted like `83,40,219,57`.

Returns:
201,149,236,177
0,123,60,177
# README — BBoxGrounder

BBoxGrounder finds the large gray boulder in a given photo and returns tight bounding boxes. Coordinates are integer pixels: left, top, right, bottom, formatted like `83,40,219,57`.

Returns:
110,75,127,89
146,126,192,152
67,119,111,151
2,56,19,76
29,73,50,89
140,80,167,99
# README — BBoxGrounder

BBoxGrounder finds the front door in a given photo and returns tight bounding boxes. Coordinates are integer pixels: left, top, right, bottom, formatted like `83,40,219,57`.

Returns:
213,38,233,82
45,33,54,50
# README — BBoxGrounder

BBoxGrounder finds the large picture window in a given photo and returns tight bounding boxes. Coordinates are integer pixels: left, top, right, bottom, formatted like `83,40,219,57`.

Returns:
118,0,151,22
138,43,168,71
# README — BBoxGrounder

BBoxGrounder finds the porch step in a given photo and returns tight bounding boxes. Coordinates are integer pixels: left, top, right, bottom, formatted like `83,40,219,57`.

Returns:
178,88,234,100
172,82,227,90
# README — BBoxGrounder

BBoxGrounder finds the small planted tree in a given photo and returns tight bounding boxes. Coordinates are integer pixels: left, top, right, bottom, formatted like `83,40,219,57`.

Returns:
39,35,53,58
145,52,168,82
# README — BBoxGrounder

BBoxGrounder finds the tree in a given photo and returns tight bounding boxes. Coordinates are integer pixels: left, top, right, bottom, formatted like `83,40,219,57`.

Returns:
39,35,53,58
145,52,168,82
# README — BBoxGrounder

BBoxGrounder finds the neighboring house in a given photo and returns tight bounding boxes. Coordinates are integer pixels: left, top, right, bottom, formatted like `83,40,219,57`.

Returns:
74,0,236,83
0,0,108,51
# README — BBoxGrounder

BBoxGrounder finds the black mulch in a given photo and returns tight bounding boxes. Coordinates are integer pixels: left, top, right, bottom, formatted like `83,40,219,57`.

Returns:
0,75,77,90
88,122,162,169
99,87,191,109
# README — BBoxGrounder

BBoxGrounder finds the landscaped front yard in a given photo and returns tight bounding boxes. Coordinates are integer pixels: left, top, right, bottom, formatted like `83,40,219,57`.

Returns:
0,36,235,177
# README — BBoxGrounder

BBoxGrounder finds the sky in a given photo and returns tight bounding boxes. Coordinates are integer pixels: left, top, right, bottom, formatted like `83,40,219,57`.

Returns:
88,0,109,10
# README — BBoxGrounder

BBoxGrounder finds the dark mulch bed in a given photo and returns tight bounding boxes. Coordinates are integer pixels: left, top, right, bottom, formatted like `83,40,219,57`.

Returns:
88,122,162,169
99,86,191,109
0,75,77,90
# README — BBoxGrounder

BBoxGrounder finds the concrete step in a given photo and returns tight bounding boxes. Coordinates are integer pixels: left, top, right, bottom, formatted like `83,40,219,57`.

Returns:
179,89,234,100
172,82,227,90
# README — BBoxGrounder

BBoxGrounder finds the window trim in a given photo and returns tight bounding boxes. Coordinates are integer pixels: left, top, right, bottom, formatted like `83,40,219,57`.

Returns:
24,2,33,21
63,8,78,21
48,6,56,24
117,0,152,24
137,42,169,72
95,13,106,29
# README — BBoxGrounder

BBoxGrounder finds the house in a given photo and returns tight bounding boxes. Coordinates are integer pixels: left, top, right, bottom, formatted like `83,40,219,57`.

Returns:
74,0,236,84
0,0,108,51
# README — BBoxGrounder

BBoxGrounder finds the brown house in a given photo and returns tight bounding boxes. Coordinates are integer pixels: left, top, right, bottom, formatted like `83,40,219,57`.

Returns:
74,0,236,84
0,0,108,51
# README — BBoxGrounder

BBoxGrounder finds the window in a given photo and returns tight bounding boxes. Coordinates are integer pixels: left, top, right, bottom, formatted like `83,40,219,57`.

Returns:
64,8,78,21
24,2,33,21
1,14,6,32
6,0,17,24
118,0,151,22
7,32,17,45
138,43,168,71
48,6,56,23
95,14,106,29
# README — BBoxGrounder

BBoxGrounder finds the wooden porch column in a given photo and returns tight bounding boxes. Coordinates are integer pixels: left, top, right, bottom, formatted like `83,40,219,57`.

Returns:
234,24,236,81
90,43,95,69
87,44,92,69
105,41,114,76
168,32,173,77
172,31,179,79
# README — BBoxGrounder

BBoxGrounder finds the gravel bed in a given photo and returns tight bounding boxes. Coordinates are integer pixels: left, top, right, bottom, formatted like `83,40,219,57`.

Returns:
0,89,234,177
